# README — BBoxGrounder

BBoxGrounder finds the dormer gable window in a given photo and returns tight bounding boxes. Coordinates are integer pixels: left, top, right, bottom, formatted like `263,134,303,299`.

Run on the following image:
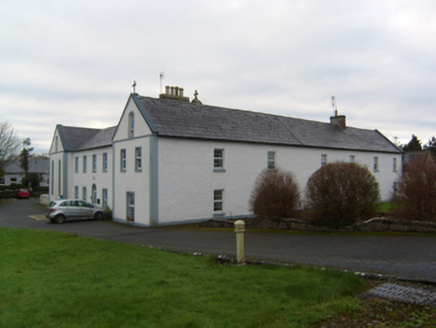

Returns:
128,112,134,138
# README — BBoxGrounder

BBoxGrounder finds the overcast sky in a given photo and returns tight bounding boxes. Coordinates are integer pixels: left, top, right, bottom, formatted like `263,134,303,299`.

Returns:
1,0,435,154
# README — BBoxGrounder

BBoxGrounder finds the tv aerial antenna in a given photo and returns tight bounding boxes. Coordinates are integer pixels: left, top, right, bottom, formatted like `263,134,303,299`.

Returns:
160,72,164,94
331,96,338,116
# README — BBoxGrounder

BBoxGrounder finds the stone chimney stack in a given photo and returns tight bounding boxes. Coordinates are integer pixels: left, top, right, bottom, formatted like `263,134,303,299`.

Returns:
159,85,190,102
330,110,346,129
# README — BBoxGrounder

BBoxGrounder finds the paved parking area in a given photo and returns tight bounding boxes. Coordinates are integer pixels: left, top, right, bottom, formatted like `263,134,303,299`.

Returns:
2,198,436,284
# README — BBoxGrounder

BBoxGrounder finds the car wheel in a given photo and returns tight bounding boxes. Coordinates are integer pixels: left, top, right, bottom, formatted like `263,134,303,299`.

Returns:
94,212,105,220
54,214,65,224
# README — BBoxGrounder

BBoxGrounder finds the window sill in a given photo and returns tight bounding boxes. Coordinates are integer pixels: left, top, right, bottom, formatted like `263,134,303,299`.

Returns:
135,169,142,172
213,211,226,217
213,168,226,173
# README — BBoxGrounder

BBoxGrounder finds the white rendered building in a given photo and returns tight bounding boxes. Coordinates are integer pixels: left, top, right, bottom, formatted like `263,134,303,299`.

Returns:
49,88,403,226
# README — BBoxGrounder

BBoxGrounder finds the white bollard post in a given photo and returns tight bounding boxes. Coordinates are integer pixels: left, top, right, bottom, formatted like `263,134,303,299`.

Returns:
234,220,245,265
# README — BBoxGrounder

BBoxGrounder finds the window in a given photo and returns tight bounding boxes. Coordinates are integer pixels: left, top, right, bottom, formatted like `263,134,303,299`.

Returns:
102,188,108,209
55,136,59,152
373,156,379,172
92,154,97,173
58,160,61,196
267,151,276,169
135,147,142,171
11,177,17,182
321,154,327,167
82,187,87,201
90,154,96,173
349,155,355,163
103,153,108,172
126,192,135,222
51,160,54,195
0,177,4,185
128,112,134,138
120,149,126,172
214,149,224,170
75,186,79,199
75,157,79,173
83,156,87,173
213,189,224,213
393,158,397,172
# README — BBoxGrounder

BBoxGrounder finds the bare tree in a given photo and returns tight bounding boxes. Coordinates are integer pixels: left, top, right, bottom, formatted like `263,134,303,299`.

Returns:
0,122,21,176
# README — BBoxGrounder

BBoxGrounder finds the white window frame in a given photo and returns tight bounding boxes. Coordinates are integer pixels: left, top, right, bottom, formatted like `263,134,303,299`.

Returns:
126,192,135,222
75,157,79,173
83,156,87,173
321,154,327,167
214,149,224,171
75,186,79,199
267,151,276,169
349,155,355,163
51,160,54,195
213,189,224,214
128,112,134,138
120,149,126,172
92,154,97,173
102,153,108,173
373,156,379,172
102,188,108,209
393,158,397,172
82,187,87,201
135,147,142,172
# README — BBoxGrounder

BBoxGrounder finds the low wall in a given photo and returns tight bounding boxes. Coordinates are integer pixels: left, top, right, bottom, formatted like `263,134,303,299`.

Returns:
39,194,50,206
199,217,436,233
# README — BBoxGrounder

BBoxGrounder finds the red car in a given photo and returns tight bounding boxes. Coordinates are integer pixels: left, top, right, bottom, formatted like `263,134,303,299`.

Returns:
17,188,30,199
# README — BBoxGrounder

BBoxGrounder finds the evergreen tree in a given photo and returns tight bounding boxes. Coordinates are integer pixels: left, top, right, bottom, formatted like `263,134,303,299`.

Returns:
19,138,33,186
424,136,436,156
402,134,422,152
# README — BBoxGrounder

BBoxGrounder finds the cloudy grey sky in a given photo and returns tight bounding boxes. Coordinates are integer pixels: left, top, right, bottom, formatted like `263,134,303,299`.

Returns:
1,0,435,154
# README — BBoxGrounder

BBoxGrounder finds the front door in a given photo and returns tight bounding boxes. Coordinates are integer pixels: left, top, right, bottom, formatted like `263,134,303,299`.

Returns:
91,184,97,204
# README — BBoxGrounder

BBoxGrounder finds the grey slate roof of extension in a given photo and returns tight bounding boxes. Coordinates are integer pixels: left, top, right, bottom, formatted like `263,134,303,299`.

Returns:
5,159,49,174
136,95,402,154
57,125,116,151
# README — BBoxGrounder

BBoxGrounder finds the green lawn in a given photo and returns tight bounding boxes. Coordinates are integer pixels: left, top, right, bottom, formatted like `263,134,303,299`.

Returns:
0,228,364,327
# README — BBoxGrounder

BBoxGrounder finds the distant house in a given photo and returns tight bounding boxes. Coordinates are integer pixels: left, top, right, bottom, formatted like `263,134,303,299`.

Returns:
48,87,403,226
0,159,50,187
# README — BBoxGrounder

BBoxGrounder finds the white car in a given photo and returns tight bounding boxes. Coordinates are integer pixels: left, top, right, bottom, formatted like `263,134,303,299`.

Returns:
46,199,105,224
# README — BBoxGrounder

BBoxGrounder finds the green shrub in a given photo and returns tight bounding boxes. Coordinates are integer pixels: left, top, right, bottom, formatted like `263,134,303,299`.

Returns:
305,162,380,228
249,168,300,218
21,173,42,188
391,153,436,221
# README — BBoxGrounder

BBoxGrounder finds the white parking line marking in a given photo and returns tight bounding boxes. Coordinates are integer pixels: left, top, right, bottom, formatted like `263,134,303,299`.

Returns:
29,215,48,221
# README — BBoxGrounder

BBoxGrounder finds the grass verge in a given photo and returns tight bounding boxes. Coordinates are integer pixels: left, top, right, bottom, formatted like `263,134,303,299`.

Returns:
0,227,363,327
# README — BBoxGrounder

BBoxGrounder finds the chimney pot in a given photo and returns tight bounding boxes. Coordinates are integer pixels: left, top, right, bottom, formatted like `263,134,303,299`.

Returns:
165,85,170,94
330,113,346,129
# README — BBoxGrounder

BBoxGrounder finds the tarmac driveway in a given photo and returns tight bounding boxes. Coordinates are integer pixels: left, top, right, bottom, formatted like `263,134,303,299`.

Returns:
1,198,436,283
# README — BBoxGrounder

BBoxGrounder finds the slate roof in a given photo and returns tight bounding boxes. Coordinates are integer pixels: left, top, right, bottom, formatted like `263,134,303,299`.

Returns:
5,159,49,174
54,95,401,154
136,95,402,154
57,125,116,151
